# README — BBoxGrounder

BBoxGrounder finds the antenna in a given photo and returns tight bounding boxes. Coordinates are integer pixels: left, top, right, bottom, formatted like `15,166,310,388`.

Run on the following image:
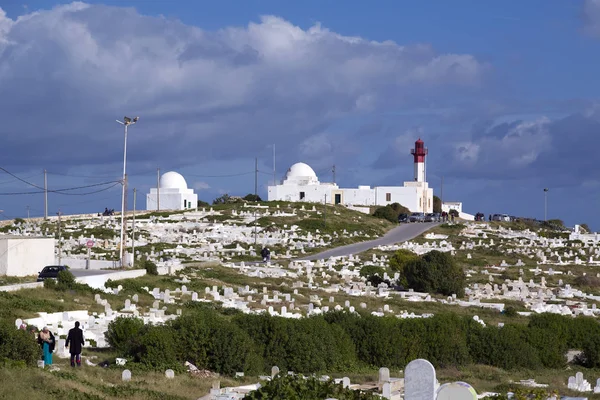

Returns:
332,165,336,184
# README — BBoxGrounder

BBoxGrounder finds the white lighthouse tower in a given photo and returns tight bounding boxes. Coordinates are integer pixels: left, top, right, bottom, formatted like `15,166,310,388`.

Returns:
410,138,428,182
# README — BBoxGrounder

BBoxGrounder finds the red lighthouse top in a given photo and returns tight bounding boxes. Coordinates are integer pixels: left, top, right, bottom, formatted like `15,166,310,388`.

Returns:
410,138,428,163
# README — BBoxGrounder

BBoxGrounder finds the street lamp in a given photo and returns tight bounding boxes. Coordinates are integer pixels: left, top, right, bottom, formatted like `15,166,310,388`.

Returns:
116,116,139,268
543,188,549,222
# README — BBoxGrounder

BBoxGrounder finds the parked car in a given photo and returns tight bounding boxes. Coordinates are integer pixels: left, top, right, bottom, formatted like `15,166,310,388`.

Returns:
433,212,441,222
424,213,436,222
398,213,409,223
409,212,425,222
37,265,68,282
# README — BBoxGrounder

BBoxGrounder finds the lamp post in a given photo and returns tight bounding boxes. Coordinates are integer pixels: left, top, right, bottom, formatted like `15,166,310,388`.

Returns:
543,188,549,222
116,116,139,268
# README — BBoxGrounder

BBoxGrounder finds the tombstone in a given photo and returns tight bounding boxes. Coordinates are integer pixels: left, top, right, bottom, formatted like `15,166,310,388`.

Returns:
404,359,436,400
165,369,175,379
436,382,477,400
342,377,350,388
14,319,22,329
124,299,131,310
378,367,390,384
382,382,392,399
122,369,132,381
192,292,198,301
132,294,139,303
271,366,280,378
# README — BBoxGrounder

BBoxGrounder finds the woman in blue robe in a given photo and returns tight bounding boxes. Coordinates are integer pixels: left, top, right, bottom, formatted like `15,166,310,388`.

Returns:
37,327,55,366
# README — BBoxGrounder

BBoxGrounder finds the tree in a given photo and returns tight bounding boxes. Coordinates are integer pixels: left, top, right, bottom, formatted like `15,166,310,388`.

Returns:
213,194,231,204
433,196,442,213
404,250,465,297
388,249,419,287
372,203,409,223
197,200,210,207
243,194,262,202
580,223,591,233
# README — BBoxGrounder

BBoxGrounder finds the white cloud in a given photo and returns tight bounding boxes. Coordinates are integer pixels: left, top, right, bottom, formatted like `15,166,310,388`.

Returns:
193,181,210,190
0,3,487,173
583,0,600,37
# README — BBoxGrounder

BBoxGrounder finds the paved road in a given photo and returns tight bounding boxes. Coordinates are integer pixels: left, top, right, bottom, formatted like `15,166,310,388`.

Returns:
298,222,438,261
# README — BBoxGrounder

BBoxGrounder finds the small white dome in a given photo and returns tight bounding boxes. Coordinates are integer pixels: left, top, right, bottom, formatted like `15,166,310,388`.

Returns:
160,171,188,190
286,163,317,179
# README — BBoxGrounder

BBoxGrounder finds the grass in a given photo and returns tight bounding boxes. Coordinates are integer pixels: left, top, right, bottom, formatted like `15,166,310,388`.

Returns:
0,361,243,400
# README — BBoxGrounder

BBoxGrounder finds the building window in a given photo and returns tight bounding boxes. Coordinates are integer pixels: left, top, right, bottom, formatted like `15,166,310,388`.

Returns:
386,193,391,202
428,199,431,208
184,200,187,208
300,192,305,200
420,198,422,207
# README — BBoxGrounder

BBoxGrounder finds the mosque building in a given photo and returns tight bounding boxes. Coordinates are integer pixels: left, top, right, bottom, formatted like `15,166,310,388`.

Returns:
267,139,434,213
146,171,198,211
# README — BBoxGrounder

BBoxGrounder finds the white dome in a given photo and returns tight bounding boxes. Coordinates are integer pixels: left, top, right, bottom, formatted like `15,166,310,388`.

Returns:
159,171,188,190
286,163,317,179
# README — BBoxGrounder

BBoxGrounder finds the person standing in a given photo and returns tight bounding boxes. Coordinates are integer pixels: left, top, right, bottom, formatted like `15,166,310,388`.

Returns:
66,321,85,367
37,327,55,367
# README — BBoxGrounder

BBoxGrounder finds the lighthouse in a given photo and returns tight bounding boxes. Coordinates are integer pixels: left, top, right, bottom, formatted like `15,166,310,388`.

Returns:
410,138,428,183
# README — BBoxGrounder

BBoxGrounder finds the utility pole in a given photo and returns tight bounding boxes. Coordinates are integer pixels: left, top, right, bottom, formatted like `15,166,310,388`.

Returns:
57,209,62,265
324,194,327,228
254,157,258,245
273,144,276,186
544,188,549,222
332,165,336,184
132,188,137,268
44,170,48,220
157,168,160,211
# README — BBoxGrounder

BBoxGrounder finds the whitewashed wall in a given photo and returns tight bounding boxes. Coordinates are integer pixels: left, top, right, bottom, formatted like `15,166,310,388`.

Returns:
0,237,55,276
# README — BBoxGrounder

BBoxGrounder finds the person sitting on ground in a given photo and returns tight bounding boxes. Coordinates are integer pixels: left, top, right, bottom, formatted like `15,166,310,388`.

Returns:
37,327,55,367
66,321,85,367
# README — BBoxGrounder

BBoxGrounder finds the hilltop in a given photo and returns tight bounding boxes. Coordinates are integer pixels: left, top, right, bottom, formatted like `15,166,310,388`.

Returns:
2,207,600,398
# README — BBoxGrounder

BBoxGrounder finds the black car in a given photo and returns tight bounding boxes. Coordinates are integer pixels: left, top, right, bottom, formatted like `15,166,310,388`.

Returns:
37,265,68,282
398,213,409,223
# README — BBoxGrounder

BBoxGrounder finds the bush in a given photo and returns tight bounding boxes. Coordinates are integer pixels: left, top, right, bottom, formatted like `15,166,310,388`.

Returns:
243,374,379,400
404,250,465,297
105,316,145,354
372,203,409,223
243,194,262,202
0,321,40,366
142,259,158,275
388,249,419,286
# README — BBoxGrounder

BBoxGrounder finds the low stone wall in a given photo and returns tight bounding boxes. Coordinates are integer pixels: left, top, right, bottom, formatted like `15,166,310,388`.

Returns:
76,269,147,291
0,282,44,292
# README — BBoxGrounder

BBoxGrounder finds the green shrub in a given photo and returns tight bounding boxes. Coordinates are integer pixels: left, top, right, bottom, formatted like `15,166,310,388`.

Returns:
404,250,465,297
105,316,145,354
0,321,40,366
243,374,379,399
142,259,158,275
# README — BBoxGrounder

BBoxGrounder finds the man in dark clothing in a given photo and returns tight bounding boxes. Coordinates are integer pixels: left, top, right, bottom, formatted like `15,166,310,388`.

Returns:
66,321,85,367
261,247,271,263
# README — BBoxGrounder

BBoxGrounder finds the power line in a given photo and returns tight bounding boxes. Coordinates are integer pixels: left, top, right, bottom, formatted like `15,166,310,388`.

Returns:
0,166,120,195
0,181,121,196
185,171,254,178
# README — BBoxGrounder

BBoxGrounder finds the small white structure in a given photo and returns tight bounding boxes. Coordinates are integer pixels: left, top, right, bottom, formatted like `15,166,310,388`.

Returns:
268,139,434,213
0,236,55,276
146,171,198,211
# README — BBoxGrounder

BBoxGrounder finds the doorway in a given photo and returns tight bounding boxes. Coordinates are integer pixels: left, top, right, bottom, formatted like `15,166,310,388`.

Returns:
334,193,342,205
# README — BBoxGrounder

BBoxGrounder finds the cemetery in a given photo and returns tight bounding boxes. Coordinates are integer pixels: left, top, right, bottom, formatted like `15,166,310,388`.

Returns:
2,202,600,398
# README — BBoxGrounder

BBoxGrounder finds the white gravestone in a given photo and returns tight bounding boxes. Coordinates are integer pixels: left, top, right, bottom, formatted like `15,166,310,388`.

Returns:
165,369,174,379
436,382,477,400
122,369,131,381
405,359,436,400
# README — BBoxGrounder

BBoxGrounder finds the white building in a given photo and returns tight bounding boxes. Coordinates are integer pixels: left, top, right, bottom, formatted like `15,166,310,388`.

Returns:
268,139,434,213
0,236,55,276
146,171,198,211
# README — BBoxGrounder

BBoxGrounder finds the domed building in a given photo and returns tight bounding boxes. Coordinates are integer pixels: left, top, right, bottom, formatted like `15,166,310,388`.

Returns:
146,171,198,211
268,139,435,213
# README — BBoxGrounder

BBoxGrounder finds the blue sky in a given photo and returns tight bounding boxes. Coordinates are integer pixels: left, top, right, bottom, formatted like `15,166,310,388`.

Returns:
0,0,599,228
